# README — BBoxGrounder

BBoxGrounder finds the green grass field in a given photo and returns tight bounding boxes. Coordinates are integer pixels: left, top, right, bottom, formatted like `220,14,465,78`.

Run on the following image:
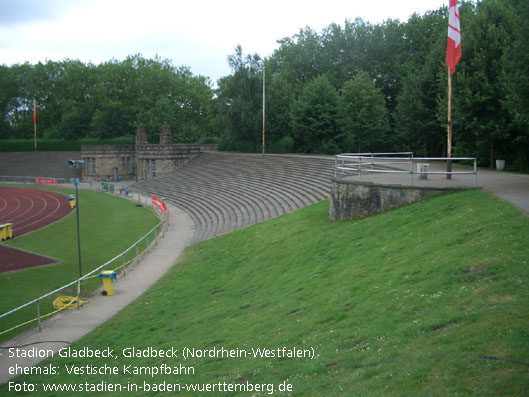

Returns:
0,187,160,342
2,190,528,395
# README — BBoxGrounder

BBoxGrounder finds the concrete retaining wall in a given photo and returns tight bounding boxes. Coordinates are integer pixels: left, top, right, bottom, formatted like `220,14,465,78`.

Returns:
330,178,470,220
0,151,83,179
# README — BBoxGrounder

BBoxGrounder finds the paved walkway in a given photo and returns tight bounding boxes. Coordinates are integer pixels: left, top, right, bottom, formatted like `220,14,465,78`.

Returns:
473,169,529,214
0,197,194,384
340,161,529,214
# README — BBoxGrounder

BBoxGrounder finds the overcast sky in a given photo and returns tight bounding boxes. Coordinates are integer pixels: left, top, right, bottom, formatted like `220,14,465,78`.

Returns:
0,0,445,84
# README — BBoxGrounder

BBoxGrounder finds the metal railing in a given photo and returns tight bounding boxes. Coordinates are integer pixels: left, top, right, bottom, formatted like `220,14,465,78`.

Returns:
0,194,168,337
335,152,478,186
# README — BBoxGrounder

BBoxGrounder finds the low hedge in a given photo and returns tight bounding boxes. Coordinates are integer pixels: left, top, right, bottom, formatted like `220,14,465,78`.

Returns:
0,137,136,152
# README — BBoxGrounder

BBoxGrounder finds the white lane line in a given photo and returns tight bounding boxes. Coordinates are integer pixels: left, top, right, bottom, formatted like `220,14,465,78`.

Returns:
0,196,21,220
14,195,47,231
16,193,65,232
0,196,8,212
6,195,35,223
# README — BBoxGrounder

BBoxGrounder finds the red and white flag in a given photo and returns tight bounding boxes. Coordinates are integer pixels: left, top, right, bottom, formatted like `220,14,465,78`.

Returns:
446,0,462,75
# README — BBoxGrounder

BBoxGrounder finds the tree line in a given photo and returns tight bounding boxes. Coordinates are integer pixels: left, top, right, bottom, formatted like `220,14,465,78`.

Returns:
217,0,528,171
0,56,214,144
1,0,528,171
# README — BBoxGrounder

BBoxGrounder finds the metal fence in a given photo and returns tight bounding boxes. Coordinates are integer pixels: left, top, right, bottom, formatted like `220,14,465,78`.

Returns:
335,152,478,186
0,218,166,336
0,183,168,337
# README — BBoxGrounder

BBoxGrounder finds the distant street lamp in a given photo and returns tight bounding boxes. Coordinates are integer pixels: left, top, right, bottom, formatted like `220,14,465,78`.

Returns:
74,178,82,308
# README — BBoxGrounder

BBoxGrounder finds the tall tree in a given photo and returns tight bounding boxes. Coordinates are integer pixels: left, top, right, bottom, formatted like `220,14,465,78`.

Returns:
0,65,17,138
394,9,447,156
339,71,390,152
216,46,263,151
500,0,529,171
290,75,341,153
452,0,517,167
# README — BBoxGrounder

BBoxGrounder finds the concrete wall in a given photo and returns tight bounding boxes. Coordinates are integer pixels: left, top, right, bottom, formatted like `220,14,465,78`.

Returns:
330,178,471,220
0,151,83,179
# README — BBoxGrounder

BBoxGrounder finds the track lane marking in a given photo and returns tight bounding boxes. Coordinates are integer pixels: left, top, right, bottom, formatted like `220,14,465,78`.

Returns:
13,195,47,231
0,196,8,212
5,194,35,223
0,195,21,220
16,193,69,233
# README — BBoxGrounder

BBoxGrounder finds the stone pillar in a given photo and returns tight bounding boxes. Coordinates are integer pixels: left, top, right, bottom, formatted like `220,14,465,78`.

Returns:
135,124,147,145
159,121,172,145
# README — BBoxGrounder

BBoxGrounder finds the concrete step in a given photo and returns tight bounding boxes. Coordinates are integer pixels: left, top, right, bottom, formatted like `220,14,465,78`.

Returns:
131,152,334,242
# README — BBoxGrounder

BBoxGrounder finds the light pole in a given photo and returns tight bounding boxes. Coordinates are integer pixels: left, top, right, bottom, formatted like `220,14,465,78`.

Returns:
75,178,82,308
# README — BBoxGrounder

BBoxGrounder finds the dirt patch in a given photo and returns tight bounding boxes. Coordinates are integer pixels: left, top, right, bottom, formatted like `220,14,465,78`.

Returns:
488,294,516,303
427,322,459,333
285,309,303,317
458,266,485,275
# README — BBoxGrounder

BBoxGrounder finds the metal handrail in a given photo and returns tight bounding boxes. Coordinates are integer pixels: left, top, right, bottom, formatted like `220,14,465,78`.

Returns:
0,190,168,336
0,219,165,320
335,153,478,186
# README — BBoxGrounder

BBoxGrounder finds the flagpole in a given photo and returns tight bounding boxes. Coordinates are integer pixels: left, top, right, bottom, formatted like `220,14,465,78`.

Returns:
447,68,452,179
262,65,266,157
446,0,461,180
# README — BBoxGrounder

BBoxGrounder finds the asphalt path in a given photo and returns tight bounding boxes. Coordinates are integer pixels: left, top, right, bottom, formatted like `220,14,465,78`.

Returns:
338,161,529,214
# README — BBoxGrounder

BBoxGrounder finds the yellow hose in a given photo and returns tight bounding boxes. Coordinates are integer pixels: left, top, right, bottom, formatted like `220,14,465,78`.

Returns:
2,259,135,335
53,296,91,310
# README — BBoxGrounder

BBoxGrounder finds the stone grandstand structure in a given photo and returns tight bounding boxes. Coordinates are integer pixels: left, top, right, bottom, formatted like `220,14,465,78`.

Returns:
81,123,217,181
0,128,335,243
131,151,335,243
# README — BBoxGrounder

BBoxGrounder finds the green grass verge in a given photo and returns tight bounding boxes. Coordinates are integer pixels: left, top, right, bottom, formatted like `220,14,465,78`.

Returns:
0,188,159,342
2,190,528,395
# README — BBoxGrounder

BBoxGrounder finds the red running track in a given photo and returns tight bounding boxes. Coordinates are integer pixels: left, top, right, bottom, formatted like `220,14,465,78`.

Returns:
0,187,73,273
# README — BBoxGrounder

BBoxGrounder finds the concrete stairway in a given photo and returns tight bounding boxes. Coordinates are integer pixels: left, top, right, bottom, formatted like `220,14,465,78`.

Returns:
131,152,335,243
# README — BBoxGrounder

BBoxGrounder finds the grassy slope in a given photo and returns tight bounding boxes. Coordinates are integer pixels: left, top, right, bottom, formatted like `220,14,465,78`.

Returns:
0,188,159,341
2,190,528,395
